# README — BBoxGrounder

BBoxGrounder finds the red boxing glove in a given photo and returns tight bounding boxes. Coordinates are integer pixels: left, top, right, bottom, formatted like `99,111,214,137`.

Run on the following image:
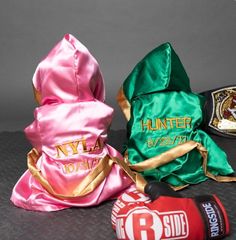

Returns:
112,190,230,240
111,189,151,230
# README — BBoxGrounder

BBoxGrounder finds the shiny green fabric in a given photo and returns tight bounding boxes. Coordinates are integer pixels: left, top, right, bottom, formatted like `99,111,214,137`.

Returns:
124,42,191,102
123,43,234,187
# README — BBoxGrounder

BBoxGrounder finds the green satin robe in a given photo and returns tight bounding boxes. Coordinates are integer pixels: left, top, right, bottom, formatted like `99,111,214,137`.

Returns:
121,42,234,187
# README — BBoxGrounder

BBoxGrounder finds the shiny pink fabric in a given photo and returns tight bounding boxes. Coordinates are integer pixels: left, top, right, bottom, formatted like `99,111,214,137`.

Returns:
11,34,132,211
33,33,105,103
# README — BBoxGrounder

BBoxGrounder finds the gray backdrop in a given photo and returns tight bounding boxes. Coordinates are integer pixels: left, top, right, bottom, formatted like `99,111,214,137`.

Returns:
0,0,235,131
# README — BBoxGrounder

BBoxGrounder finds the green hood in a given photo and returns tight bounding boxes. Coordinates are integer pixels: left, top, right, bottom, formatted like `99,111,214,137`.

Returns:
123,42,191,102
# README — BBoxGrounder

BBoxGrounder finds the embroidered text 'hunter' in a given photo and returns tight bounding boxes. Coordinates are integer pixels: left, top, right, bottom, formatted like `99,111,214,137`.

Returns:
141,117,192,131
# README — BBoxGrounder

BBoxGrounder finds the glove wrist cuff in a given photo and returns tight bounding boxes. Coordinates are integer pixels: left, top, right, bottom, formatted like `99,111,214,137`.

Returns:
194,195,230,239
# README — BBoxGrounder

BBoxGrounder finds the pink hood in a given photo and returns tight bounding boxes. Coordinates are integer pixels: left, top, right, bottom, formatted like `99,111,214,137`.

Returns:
32,34,105,104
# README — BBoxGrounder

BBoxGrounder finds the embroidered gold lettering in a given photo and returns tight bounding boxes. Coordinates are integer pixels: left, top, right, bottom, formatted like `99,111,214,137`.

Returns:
159,137,167,146
170,136,177,145
81,161,89,170
156,119,167,129
80,138,89,152
63,158,99,174
64,163,75,174
90,138,102,152
56,144,69,158
68,141,80,155
176,118,185,128
177,136,187,144
166,118,174,128
141,119,152,131
141,117,192,131
92,158,99,168
166,136,173,145
146,135,188,147
55,138,102,158
184,117,192,128
75,162,81,172
147,138,154,148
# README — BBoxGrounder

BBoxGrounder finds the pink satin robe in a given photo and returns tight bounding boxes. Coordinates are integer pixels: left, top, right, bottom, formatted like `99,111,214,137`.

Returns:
11,34,132,211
